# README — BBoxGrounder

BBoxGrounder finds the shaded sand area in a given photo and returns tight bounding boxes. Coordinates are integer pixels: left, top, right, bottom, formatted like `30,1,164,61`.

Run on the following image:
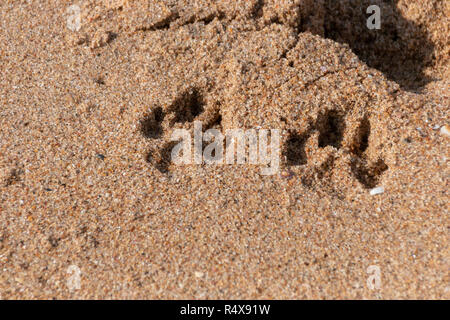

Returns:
0,1,448,298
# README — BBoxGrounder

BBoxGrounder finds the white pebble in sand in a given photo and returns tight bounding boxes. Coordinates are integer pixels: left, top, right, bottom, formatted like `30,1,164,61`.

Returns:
370,186,385,196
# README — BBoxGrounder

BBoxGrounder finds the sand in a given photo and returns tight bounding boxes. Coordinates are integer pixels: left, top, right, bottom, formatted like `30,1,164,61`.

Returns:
0,0,448,299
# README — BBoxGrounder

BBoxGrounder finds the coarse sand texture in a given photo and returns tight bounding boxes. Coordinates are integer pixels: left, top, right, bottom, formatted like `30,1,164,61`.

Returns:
0,0,448,299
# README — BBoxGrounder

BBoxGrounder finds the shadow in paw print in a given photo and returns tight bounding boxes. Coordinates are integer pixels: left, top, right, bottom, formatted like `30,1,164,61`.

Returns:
170,88,205,124
320,0,435,92
146,141,180,174
140,106,165,139
351,158,388,189
348,116,388,188
284,109,345,165
284,131,308,166
251,0,265,19
317,109,345,149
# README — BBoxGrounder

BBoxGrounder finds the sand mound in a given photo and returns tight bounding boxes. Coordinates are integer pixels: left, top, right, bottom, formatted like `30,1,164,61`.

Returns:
76,0,448,88
73,0,446,191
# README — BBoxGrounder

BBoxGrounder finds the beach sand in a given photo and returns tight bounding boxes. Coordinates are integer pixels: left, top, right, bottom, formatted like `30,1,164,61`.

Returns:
0,0,448,299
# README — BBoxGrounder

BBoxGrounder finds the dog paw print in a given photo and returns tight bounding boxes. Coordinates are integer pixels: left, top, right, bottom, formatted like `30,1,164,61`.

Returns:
283,109,388,189
139,87,221,173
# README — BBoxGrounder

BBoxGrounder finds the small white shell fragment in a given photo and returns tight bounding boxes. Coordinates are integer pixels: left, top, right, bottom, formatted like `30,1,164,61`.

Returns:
370,186,385,196
194,271,204,278
440,125,450,137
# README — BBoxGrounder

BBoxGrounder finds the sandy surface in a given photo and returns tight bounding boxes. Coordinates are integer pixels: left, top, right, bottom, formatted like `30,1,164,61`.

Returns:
0,0,448,299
